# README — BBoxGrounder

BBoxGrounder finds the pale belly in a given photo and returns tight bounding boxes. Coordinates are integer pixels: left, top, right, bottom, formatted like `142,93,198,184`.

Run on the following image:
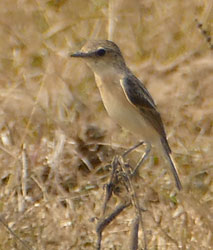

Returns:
95,74,158,143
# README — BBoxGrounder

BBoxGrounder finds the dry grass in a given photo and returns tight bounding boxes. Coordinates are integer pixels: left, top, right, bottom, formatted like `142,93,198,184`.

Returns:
0,0,213,249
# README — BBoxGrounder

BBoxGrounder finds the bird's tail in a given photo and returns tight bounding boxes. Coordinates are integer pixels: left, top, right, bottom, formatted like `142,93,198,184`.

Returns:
161,137,182,190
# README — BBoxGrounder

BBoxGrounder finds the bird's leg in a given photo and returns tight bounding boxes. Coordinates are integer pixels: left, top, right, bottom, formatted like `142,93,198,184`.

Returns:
122,141,151,176
132,142,151,176
122,141,145,157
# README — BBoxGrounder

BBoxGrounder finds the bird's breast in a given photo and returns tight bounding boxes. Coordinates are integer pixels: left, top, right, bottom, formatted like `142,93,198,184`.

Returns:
94,73,158,142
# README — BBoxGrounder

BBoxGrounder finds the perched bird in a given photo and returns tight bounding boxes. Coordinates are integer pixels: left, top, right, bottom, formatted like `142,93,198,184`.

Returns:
71,40,182,190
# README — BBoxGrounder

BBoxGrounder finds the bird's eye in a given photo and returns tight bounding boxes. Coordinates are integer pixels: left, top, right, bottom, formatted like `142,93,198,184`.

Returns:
96,48,106,56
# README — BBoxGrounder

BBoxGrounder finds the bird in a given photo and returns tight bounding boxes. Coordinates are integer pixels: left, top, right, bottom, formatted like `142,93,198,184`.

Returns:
70,40,182,190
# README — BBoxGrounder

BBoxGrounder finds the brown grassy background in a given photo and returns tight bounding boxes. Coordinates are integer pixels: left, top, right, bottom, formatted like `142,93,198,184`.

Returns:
0,0,212,249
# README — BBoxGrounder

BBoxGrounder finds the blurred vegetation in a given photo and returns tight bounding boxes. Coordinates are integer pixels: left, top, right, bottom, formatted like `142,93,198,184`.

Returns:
0,0,212,249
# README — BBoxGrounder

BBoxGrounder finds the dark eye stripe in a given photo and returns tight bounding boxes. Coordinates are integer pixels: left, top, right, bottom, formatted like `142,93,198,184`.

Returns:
96,48,106,56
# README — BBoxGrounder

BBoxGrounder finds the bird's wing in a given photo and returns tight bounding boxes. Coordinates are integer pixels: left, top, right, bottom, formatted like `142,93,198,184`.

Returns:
120,74,168,141
121,75,183,189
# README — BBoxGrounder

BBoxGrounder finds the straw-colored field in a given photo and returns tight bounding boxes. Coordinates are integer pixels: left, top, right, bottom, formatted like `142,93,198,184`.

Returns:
0,0,212,249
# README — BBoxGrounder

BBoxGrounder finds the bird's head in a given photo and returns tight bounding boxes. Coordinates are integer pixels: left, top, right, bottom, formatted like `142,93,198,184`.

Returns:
70,40,126,74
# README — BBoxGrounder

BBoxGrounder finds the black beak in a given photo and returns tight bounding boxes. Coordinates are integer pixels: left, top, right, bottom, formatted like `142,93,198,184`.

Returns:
70,52,91,58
